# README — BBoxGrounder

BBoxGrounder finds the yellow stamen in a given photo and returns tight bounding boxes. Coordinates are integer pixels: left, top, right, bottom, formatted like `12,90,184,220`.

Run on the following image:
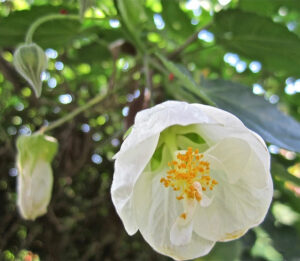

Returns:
180,213,187,220
160,147,218,202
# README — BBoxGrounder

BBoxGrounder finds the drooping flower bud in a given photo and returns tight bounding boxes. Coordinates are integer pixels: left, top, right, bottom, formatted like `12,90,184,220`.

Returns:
16,134,58,220
13,43,48,98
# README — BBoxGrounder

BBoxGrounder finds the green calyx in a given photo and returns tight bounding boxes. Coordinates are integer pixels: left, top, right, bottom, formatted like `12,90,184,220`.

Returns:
16,134,58,176
13,43,48,98
150,124,208,171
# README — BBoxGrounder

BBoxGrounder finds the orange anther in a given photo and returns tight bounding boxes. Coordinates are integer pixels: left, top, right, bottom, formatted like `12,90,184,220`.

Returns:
161,147,217,202
180,213,187,219
212,180,218,185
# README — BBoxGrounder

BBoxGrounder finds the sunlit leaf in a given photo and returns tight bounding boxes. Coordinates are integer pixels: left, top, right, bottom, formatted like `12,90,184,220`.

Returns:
213,9,300,76
202,79,300,152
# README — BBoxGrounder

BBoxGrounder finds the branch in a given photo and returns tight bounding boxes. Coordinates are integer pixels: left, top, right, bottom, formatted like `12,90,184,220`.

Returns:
0,55,23,90
143,55,153,106
168,22,212,59
25,14,79,43
38,90,108,133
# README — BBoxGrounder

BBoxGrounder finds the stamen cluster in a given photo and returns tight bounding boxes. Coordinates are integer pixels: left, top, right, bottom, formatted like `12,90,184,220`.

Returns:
160,147,218,202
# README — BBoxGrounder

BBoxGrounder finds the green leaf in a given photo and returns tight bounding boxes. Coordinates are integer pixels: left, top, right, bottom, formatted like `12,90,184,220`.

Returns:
271,159,300,187
73,42,111,64
262,213,300,260
184,45,225,72
116,0,146,52
161,0,195,39
202,79,300,152
274,178,300,214
203,240,243,261
239,0,300,17
0,6,81,49
157,54,214,105
212,9,300,76
117,0,147,29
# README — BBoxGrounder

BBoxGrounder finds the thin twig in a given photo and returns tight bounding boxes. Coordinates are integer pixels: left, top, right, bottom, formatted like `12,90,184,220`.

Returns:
168,22,212,59
143,55,154,106
38,90,108,134
25,14,79,43
109,61,117,90
149,57,169,75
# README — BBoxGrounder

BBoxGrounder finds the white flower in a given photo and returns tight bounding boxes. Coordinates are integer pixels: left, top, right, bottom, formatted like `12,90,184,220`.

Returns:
16,134,58,220
111,101,273,260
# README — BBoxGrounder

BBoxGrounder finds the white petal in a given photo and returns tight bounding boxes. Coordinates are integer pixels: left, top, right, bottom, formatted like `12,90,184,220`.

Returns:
170,199,198,246
115,101,216,157
193,104,246,128
193,137,273,241
170,219,193,246
111,135,159,235
133,170,215,260
195,124,270,172
205,137,251,184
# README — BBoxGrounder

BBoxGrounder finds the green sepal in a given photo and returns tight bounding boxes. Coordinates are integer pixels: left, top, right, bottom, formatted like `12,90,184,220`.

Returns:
13,43,48,98
123,126,133,140
16,134,58,176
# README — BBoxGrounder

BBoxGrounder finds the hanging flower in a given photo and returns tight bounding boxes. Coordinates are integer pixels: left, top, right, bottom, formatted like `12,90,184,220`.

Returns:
16,134,58,220
111,101,273,260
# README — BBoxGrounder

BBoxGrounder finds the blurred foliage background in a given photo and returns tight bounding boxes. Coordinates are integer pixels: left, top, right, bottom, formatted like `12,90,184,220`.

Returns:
0,0,300,260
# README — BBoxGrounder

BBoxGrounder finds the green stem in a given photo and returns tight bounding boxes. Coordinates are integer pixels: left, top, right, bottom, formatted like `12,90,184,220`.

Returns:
168,22,213,59
38,90,108,134
150,56,215,106
149,57,169,75
25,14,80,44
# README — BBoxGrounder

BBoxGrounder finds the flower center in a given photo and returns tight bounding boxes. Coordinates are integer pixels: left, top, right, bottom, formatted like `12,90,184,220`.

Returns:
160,147,218,203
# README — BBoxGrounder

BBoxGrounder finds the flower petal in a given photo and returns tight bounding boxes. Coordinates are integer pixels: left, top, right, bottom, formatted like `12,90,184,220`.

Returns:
133,170,215,260
111,135,159,235
193,104,245,128
205,137,252,184
170,218,193,246
196,124,270,172
193,137,273,242
115,101,215,157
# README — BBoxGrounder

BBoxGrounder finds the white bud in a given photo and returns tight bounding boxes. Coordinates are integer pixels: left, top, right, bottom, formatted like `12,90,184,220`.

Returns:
16,134,58,220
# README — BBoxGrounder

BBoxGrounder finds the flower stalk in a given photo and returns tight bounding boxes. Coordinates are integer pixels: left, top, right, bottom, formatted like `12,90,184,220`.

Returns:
38,90,108,134
25,14,80,44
